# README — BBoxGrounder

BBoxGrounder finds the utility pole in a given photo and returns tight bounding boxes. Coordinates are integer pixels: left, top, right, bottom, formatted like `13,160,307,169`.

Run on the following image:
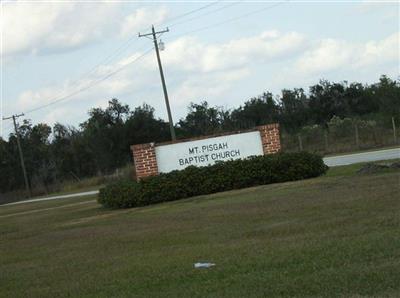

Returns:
139,25,176,140
392,116,397,144
2,113,31,198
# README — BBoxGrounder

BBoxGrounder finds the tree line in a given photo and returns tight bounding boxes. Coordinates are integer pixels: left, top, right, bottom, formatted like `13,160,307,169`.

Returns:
0,75,399,194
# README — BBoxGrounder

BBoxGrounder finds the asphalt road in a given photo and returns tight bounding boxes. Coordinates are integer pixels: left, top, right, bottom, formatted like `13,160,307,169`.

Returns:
2,147,399,206
323,147,400,167
2,190,99,207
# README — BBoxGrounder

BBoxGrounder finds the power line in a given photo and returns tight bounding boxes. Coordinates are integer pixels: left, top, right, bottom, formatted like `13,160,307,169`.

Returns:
43,43,149,109
17,3,223,116
24,48,154,114
167,1,289,39
85,1,220,68
166,1,242,28
89,2,221,72
18,1,288,116
68,40,146,87
155,1,220,28
50,2,221,96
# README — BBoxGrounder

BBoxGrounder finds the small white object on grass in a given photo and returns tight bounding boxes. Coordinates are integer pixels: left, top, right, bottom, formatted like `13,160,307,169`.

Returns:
194,262,215,268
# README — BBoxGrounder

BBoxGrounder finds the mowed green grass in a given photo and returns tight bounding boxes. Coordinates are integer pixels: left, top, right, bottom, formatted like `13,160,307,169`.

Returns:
1,165,399,297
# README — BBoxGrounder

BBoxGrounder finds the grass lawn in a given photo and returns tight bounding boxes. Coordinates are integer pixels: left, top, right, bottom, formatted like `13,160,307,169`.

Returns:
1,164,399,297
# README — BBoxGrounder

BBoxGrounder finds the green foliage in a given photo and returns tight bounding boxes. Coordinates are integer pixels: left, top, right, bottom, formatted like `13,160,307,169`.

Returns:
327,116,354,138
98,152,328,209
327,116,378,138
280,88,310,133
231,92,280,129
177,101,232,137
98,179,143,208
0,100,171,194
1,75,399,195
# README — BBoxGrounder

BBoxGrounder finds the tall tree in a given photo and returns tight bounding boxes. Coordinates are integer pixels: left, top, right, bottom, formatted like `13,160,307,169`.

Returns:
125,104,170,145
231,92,280,128
178,101,230,137
279,88,309,133
80,99,130,174
309,80,348,126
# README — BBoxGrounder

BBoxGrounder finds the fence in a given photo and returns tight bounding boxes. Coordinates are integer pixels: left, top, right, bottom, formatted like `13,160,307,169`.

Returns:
281,117,399,155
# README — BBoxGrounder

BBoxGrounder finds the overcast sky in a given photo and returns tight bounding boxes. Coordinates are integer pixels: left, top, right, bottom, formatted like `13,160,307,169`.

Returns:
1,0,399,138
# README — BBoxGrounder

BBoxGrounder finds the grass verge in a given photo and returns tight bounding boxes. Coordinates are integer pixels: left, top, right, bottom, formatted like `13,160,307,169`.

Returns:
1,163,399,297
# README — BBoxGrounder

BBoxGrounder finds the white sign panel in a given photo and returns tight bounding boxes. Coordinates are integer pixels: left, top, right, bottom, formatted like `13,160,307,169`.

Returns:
155,131,263,173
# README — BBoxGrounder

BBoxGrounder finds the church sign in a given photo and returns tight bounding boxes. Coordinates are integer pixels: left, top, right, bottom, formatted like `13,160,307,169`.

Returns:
131,124,281,180
155,131,264,173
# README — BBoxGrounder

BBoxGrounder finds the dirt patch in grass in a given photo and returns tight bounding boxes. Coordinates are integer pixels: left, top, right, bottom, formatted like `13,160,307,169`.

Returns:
357,161,400,174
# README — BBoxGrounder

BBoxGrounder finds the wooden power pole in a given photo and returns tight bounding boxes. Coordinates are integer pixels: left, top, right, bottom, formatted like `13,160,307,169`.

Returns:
2,113,31,197
139,25,176,141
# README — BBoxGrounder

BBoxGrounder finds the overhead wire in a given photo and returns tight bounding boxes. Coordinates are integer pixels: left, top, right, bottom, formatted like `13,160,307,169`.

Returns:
155,1,220,28
166,1,242,28
52,1,221,92
167,1,289,39
20,2,224,115
72,1,221,82
42,7,155,102
87,0,220,60
24,48,154,114
40,42,149,108
21,1,287,115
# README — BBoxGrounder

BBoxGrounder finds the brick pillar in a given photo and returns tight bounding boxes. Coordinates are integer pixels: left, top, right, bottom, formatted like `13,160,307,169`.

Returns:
257,123,281,154
131,143,158,180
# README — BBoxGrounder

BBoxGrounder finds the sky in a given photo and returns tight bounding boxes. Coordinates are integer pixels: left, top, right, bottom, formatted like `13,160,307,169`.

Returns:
1,0,399,139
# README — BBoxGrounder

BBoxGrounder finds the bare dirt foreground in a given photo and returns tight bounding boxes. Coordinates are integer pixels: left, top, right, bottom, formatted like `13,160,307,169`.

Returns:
0,164,399,297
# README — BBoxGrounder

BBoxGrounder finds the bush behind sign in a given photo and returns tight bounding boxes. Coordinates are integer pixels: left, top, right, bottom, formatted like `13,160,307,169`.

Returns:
98,152,329,209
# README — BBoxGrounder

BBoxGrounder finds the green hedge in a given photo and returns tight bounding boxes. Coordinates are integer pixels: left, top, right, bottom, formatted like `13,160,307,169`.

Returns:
98,152,328,209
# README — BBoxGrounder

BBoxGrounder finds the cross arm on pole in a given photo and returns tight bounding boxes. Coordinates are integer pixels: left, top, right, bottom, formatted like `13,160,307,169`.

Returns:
138,27,169,38
2,113,24,121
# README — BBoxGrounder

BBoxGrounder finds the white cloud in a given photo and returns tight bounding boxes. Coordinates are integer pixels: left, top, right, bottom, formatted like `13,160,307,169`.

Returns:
172,68,251,106
160,30,306,73
1,2,171,58
10,29,317,123
17,78,102,113
119,7,168,38
15,30,303,120
295,39,354,74
41,105,75,127
352,2,399,27
356,1,399,14
2,2,165,57
294,32,399,75
358,32,399,67
12,29,399,129
14,46,154,117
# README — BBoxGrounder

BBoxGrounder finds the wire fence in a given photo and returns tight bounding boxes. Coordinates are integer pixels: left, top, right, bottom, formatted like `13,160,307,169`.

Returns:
281,117,399,155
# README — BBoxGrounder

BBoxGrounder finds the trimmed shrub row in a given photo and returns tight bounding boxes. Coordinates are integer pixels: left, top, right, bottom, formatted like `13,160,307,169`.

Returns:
98,152,328,209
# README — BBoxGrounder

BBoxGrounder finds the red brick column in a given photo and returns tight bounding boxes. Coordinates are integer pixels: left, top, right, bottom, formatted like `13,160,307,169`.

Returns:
131,143,158,180
257,123,281,154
